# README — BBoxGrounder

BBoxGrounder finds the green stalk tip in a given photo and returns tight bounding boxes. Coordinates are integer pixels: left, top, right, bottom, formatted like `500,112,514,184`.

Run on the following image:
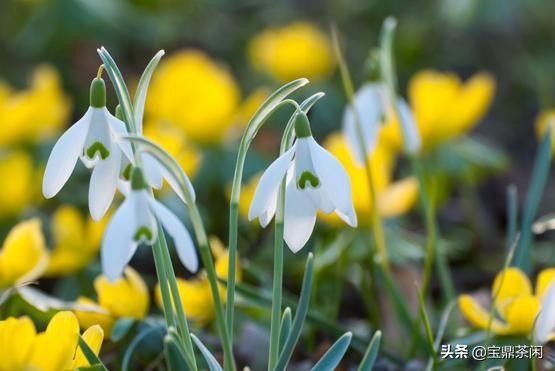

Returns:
293,112,312,138
90,77,106,108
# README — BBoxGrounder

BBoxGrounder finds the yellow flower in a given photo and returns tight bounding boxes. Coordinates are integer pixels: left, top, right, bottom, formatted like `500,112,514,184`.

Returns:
405,70,495,149
45,205,107,276
535,109,555,153
0,65,70,145
248,21,335,82
144,121,201,177
0,151,35,218
0,218,49,288
320,132,418,225
146,49,240,143
74,267,149,336
0,311,103,371
154,237,240,326
459,267,555,336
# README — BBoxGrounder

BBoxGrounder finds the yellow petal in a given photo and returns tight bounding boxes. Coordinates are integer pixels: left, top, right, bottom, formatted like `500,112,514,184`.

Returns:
458,294,509,334
74,297,115,337
95,267,150,319
536,268,555,298
504,294,540,335
0,151,34,218
377,177,419,218
71,325,104,369
211,237,241,300
27,311,79,371
492,268,532,317
0,218,49,288
0,316,36,371
535,109,555,154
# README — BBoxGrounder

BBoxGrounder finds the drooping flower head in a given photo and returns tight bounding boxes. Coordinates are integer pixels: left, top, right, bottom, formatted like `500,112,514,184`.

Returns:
42,74,132,221
534,277,555,344
101,167,198,281
249,111,357,252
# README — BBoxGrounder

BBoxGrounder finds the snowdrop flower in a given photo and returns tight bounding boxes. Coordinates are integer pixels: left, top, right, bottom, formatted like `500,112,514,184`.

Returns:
534,278,555,344
249,112,357,252
102,167,198,281
342,83,420,163
43,76,132,221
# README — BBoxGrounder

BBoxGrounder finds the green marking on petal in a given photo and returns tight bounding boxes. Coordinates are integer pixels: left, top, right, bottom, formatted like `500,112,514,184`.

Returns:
297,171,320,189
86,141,110,160
133,226,153,242
122,163,132,180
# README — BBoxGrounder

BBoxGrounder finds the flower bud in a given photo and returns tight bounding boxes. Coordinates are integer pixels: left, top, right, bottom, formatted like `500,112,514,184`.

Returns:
90,78,106,108
293,111,312,138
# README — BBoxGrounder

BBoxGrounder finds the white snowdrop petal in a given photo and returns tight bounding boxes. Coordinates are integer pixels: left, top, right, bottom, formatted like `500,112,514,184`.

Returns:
149,198,199,272
88,146,121,221
101,198,137,282
107,113,134,162
42,109,91,198
142,153,163,189
283,180,317,253
535,280,555,344
342,83,383,164
133,190,159,244
162,166,195,205
309,137,357,227
249,144,296,223
396,98,421,154
259,191,278,227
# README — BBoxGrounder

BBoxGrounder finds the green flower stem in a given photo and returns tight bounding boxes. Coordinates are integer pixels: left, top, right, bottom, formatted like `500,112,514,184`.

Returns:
268,204,285,370
152,239,176,330
157,225,198,370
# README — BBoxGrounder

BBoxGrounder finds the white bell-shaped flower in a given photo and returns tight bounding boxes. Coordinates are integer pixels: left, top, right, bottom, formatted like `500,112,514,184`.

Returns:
42,77,132,221
249,112,357,252
534,278,555,344
102,168,198,281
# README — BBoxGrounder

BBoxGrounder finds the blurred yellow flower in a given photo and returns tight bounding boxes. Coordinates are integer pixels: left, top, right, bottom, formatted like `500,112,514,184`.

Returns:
0,150,35,218
144,121,201,177
45,205,108,276
75,267,149,336
0,311,103,371
320,132,418,225
0,218,49,288
146,50,240,143
535,109,555,152
383,70,495,151
0,65,70,145
154,237,241,326
459,267,555,336
230,172,261,221
248,21,335,82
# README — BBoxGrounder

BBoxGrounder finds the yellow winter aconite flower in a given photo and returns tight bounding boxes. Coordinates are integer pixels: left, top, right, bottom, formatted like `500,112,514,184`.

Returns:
45,205,107,276
248,21,335,82
146,50,240,143
154,237,241,325
459,267,555,336
320,133,418,225
0,311,103,371
383,70,495,150
144,121,201,177
535,109,555,153
75,267,149,336
0,218,49,288
0,65,70,145
0,151,35,218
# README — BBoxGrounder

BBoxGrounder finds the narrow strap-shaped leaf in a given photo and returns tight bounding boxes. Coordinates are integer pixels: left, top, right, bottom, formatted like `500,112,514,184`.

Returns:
358,330,382,371
78,336,108,371
279,307,292,352
191,334,223,371
513,123,553,273
97,47,135,132
416,286,437,370
165,331,194,371
134,50,165,133
311,332,352,371
274,253,314,371
122,325,165,371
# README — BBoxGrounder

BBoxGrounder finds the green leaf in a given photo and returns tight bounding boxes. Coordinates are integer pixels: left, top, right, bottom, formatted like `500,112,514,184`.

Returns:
279,307,292,352
133,50,165,133
97,47,135,132
513,124,552,273
191,334,223,371
111,317,135,342
274,253,314,371
358,330,382,371
165,332,193,371
122,325,163,371
78,336,108,370
17,287,108,314
311,332,352,371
